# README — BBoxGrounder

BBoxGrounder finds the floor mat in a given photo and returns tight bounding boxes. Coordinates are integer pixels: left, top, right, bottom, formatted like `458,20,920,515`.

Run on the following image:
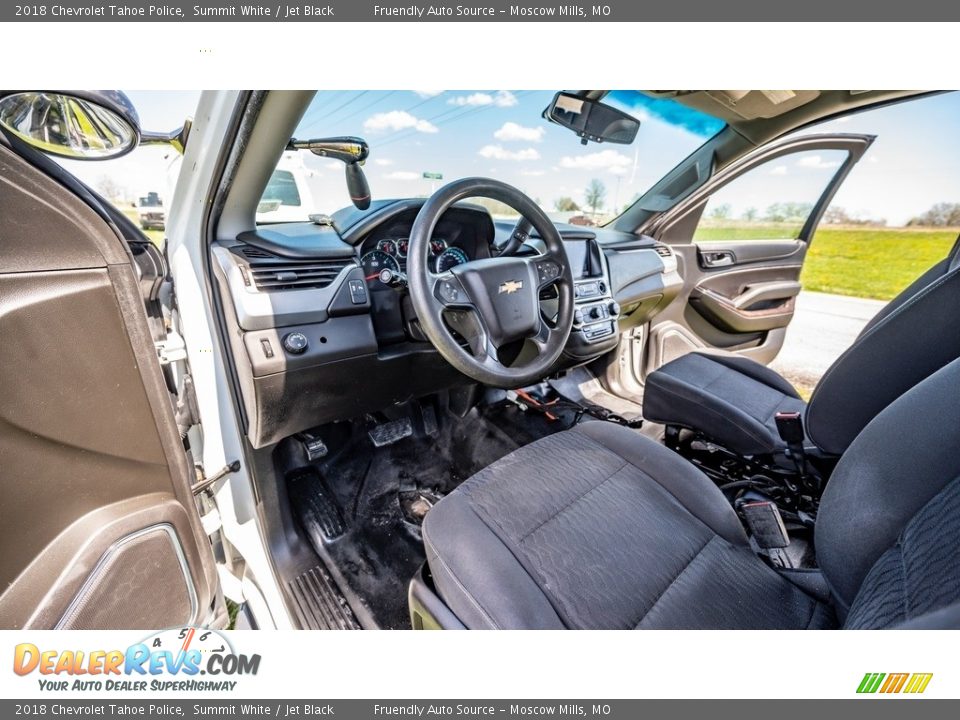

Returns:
286,401,563,629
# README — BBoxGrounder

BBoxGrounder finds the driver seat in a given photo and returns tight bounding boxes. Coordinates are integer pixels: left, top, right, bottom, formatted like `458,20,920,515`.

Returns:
419,358,960,629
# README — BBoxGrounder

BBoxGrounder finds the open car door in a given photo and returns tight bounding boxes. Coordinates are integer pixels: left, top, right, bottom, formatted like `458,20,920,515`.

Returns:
617,133,874,386
0,142,225,629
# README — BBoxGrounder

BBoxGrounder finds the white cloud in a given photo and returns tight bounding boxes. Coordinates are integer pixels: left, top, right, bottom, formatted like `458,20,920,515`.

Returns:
384,171,420,181
769,165,789,176
363,111,438,134
796,155,841,169
323,160,343,170
448,90,518,108
413,90,443,98
521,169,546,177
374,158,394,166
478,144,540,161
494,122,545,143
558,149,632,174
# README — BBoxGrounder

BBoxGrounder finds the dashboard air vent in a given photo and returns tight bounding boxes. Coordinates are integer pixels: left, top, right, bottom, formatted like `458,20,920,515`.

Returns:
249,259,354,291
653,243,674,258
240,246,274,260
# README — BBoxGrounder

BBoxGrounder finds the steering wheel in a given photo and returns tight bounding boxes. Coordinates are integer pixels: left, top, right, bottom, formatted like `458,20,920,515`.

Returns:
408,178,575,388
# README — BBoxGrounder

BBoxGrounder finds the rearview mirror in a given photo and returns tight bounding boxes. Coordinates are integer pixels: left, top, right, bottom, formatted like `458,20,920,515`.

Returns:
0,91,141,160
546,92,640,145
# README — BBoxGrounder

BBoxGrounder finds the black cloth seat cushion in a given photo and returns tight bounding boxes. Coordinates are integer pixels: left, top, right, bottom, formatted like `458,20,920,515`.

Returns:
643,239,960,459
422,421,833,630
642,351,806,456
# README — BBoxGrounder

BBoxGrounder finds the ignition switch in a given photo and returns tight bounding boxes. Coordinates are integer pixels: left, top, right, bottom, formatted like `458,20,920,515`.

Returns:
378,268,408,288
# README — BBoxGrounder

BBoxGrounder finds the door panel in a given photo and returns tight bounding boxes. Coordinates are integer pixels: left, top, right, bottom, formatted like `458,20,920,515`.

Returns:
639,133,874,380
0,144,223,629
647,241,806,372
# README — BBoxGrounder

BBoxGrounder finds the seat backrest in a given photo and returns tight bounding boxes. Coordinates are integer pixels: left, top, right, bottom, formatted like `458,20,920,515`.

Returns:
806,236,960,455
815,357,960,628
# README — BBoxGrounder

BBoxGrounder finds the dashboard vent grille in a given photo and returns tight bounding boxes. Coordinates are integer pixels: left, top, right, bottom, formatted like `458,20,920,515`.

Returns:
250,260,354,291
653,243,674,258
240,246,274,260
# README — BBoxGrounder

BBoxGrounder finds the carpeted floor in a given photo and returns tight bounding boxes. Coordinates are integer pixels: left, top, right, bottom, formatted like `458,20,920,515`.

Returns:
286,399,567,629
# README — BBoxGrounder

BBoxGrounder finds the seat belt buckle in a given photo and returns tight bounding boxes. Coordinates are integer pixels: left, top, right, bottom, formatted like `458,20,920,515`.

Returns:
774,411,805,446
775,410,809,478
740,500,790,549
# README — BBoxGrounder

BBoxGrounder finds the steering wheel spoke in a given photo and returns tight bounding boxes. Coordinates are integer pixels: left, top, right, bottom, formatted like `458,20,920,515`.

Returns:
530,320,553,355
443,306,499,362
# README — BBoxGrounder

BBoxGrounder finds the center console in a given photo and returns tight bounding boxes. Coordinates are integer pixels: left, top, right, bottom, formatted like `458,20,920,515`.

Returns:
562,237,621,359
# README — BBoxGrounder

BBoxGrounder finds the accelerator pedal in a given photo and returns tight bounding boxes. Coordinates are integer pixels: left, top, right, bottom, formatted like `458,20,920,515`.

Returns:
368,417,413,448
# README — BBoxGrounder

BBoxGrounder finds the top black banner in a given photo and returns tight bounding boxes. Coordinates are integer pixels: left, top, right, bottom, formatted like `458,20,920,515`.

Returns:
5,0,957,22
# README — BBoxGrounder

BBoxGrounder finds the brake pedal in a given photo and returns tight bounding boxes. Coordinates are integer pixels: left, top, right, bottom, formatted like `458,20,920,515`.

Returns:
368,417,413,447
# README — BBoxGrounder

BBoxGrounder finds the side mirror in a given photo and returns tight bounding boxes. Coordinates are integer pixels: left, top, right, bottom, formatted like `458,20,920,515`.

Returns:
0,91,141,160
545,92,640,145
0,90,193,160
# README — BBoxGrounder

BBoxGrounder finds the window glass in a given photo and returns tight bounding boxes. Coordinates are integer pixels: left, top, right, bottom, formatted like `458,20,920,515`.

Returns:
262,170,301,207
694,149,848,242
260,90,726,224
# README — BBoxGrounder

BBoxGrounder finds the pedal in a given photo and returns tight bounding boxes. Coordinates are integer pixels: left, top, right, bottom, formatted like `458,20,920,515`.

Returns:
368,417,413,448
296,430,328,462
421,403,439,438
740,500,790,549
287,468,345,540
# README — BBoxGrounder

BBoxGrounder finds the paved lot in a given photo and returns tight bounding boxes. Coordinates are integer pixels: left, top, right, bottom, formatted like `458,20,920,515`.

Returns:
769,291,886,394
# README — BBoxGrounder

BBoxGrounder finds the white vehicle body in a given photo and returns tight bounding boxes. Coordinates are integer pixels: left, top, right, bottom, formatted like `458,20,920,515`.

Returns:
166,90,295,629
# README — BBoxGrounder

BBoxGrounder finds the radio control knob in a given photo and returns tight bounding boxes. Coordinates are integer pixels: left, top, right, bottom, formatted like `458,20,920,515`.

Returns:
608,301,621,316
588,306,603,320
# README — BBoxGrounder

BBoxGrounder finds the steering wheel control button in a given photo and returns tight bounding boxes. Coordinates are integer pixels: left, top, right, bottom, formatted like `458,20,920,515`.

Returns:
438,278,463,304
348,279,368,304
282,332,309,355
536,260,561,284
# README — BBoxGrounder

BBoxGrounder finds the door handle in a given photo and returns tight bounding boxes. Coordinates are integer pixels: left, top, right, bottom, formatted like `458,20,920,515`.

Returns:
700,250,735,268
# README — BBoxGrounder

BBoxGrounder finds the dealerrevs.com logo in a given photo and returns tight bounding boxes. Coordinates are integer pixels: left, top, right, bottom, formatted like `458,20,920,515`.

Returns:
13,628,261,693
857,673,933,694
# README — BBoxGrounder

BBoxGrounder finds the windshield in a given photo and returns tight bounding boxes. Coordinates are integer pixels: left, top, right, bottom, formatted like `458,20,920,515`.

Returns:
260,91,725,224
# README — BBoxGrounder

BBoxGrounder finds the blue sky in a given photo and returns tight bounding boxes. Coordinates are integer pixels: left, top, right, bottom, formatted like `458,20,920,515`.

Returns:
59,90,960,227
284,90,719,216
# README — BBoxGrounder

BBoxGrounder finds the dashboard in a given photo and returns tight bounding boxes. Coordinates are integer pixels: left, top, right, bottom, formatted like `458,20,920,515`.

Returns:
210,198,682,448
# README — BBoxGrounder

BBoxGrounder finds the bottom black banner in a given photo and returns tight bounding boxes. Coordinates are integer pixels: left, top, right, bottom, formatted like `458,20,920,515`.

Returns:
2,700,958,719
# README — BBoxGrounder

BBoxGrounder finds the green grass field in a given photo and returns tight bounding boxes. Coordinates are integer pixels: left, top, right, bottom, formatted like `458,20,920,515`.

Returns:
695,225,957,300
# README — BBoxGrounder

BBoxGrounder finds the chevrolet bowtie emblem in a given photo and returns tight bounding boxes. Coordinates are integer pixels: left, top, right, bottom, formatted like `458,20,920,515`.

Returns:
498,280,523,295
